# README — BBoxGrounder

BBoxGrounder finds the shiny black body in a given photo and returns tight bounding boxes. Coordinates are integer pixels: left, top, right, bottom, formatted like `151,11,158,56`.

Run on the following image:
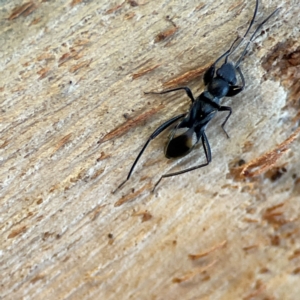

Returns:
115,0,279,192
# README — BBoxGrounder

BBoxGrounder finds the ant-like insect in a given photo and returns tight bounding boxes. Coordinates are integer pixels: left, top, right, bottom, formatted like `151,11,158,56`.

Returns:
115,0,279,193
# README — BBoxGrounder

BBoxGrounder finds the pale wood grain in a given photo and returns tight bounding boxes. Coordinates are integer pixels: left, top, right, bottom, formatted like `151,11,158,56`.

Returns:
1,0,300,299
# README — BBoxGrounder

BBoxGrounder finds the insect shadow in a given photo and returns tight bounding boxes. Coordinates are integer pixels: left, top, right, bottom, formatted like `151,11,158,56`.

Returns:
114,0,279,193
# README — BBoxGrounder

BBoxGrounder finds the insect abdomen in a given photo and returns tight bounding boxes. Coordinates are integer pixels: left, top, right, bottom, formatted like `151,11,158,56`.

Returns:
165,135,193,159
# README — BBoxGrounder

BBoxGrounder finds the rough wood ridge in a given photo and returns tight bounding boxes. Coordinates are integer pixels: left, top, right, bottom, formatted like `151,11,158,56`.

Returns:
0,0,299,299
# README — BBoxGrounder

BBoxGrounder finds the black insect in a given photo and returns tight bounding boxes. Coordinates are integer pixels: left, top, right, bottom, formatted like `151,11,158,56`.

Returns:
115,0,279,192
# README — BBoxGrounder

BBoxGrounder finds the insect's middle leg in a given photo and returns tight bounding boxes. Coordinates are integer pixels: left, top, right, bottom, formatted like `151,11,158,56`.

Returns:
218,106,232,138
197,96,232,138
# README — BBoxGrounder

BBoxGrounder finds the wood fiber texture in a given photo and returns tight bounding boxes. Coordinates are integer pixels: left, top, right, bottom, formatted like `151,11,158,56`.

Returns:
1,0,300,299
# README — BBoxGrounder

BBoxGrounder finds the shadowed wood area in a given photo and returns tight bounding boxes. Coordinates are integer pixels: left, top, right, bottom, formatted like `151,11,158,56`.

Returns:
1,0,300,299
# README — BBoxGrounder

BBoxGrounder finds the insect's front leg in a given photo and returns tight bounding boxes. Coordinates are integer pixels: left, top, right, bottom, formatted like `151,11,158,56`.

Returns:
145,87,195,103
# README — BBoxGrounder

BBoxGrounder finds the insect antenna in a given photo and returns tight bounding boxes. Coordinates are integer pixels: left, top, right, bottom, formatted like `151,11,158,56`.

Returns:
235,6,280,67
224,0,259,63
211,0,259,67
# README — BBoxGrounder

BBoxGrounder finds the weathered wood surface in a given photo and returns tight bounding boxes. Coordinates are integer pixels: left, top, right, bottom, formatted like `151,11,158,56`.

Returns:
1,0,300,299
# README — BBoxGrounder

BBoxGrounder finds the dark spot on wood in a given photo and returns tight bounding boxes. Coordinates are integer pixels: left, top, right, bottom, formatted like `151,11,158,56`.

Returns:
132,64,160,80
96,152,111,162
30,274,45,284
36,198,43,205
163,63,211,88
155,26,178,43
133,211,153,222
238,159,246,166
8,2,37,20
265,166,287,182
128,0,139,7
293,267,300,274
262,40,300,107
70,0,84,7
114,183,152,206
8,226,27,239
230,128,300,180
98,105,164,144
270,234,280,246
105,3,125,15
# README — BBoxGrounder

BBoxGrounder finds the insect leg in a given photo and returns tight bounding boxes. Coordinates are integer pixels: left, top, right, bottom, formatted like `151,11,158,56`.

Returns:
218,106,232,138
196,94,232,138
145,87,195,103
113,113,186,193
152,131,212,192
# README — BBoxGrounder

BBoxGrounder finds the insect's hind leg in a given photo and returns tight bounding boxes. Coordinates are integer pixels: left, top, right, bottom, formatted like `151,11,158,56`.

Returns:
113,113,186,193
152,131,212,192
